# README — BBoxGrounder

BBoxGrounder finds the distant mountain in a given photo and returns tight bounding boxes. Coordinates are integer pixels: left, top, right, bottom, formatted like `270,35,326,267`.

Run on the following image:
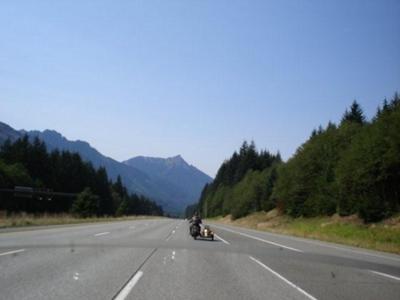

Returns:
123,155,213,209
22,129,160,198
0,122,21,144
0,121,212,214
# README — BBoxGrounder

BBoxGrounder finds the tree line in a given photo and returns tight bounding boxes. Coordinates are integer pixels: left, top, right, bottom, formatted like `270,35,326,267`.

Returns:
195,93,400,222
0,136,163,217
196,141,281,219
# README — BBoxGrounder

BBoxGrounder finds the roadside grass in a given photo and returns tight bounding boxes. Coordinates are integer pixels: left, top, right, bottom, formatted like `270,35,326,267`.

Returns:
209,210,400,255
0,212,161,229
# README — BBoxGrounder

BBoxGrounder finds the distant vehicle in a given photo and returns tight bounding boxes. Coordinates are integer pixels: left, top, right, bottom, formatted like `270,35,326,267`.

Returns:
190,223,214,241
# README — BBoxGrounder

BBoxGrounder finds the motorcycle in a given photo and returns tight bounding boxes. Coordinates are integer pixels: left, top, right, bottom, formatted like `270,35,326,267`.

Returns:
190,223,201,239
189,223,214,241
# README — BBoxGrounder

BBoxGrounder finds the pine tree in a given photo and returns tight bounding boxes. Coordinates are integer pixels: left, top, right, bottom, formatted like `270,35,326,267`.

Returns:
94,167,113,215
113,175,126,198
71,187,99,217
341,100,366,124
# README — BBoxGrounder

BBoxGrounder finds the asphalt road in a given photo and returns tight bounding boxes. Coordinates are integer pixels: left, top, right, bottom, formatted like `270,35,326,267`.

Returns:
0,218,399,300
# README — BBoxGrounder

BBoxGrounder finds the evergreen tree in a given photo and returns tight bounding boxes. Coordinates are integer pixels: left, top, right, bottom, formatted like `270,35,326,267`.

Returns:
337,93,400,221
113,175,127,198
198,141,282,218
0,137,163,217
198,94,399,222
71,187,99,217
94,167,113,216
341,100,366,124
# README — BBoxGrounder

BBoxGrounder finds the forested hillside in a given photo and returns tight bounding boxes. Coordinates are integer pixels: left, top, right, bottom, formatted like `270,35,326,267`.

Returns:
0,136,163,217
196,94,400,222
197,141,282,219
0,122,211,214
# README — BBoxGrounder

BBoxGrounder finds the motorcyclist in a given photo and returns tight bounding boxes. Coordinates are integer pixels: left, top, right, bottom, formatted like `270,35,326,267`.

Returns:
189,212,202,235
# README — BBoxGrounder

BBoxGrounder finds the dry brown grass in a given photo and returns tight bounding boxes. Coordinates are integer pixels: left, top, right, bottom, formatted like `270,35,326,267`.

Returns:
0,212,161,229
209,210,400,255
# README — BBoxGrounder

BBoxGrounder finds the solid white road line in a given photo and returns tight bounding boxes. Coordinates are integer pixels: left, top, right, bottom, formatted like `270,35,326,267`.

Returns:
94,231,110,237
249,256,318,300
299,239,400,262
214,233,230,245
370,270,400,281
0,249,25,257
214,225,302,252
216,224,400,262
114,271,144,300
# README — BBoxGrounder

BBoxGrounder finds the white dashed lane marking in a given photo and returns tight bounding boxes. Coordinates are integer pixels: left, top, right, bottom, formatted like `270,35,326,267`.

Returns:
0,249,25,257
94,232,110,237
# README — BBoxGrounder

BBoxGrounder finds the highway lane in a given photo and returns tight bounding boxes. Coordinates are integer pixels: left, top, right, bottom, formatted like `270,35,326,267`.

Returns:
209,223,400,300
0,219,177,299
0,218,399,300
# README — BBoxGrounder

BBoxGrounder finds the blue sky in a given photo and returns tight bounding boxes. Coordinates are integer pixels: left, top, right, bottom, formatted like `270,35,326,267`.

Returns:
1,0,399,176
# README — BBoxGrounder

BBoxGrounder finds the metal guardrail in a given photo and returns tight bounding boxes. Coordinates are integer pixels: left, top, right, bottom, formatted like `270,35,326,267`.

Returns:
0,187,77,198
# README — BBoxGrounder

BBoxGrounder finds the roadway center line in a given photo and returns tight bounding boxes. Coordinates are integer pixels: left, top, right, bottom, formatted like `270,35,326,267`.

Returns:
214,233,230,245
114,271,144,300
214,225,302,252
369,270,400,281
0,249,25,257
249,256,318,300
94,231,110,237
